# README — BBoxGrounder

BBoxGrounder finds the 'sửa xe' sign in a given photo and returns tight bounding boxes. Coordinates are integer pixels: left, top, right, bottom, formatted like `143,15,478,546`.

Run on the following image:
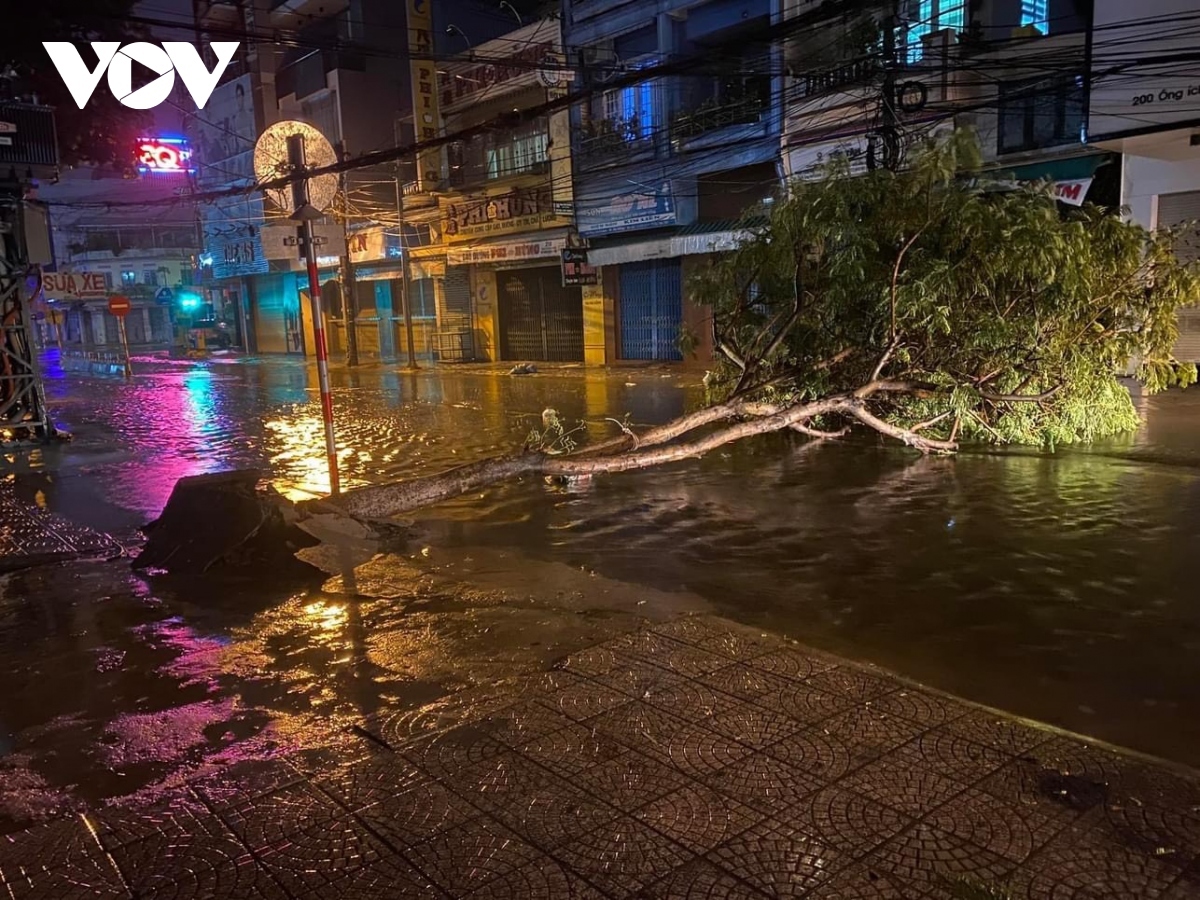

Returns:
42,271,108,300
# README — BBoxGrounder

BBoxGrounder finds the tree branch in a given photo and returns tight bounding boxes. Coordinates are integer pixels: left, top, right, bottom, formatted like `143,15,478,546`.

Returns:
843,402,958,453
890,226,927,340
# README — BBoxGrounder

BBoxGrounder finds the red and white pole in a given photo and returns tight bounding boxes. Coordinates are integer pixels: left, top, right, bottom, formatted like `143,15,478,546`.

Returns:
288,134,340,495
303,219,340,495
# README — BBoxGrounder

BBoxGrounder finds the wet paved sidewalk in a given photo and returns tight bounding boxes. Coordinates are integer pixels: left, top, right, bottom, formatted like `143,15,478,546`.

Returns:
0,484,124,574
3,616,1199,899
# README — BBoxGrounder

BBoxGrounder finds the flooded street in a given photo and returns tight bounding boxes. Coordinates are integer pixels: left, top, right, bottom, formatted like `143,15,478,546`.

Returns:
2,353,1200,831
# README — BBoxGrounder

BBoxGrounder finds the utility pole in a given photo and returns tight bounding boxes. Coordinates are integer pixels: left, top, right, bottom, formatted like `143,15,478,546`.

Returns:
287,133,340,495
393,171,418,369
876,3,902,172
337,147,359,367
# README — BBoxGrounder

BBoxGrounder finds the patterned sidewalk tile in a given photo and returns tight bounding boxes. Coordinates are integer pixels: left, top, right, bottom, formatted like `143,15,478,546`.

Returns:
8,616,1200,900
400,815,543,896
254,817,391,897
553,815,693,896
635,784,764,854
707,818,843,898
0,819,128,900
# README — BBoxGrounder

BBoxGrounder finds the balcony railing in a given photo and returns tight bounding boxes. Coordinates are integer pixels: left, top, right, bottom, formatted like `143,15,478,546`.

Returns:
446,157,549,190
576,115,653,161
795,58,881,99
670,94,769,144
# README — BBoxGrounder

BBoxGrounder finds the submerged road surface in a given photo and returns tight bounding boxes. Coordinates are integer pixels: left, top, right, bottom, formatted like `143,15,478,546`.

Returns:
1,351,1198,831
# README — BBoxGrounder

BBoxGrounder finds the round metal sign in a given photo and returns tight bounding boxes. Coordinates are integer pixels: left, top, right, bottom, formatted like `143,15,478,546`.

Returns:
253,120,338,213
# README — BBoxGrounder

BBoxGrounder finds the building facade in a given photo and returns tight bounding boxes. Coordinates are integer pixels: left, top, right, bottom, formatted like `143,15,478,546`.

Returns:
191,0,518,361
397,18,579,364
1088,0,1200,362
563,0,784,364
40,165,198,351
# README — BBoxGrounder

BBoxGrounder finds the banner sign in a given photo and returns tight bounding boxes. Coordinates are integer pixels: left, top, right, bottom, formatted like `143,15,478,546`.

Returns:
42,270,108,299
446,238,564,265
442,186,569,242
577,181,676,237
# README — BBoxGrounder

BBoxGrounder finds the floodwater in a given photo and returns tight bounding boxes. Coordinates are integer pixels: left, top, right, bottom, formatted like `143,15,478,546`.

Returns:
2,351,1199,830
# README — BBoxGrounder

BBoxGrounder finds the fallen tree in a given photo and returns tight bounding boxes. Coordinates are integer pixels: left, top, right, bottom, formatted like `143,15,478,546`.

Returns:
311,131,1198,525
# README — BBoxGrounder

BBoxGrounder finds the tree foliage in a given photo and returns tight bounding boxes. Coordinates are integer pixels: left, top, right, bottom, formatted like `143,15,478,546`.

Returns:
2,0,149,166
691,129,1199,448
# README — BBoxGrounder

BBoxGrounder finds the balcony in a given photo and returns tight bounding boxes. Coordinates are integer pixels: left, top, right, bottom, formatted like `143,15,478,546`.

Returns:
576,115,655,164
447,158,549,191
670,93,770,145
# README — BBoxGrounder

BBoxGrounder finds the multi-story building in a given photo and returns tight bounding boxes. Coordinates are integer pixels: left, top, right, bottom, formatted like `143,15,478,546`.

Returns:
563,0,785,364
1088,0,1200,362
41,162,199,351
781,1,1105,201
398,18,578,363
191,0,516,360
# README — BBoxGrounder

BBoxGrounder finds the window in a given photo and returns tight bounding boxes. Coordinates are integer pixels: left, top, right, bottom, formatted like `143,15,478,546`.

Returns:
121,270,136,286
599,80,656,140
998,75,1084,154
103,272,114,290
1021,1,1049,32
451,118,550,185
143,269,159,287
904,0,966,63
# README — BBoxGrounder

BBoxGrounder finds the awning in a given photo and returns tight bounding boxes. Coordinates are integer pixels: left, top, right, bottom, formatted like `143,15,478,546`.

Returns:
987,155,1108,207
589,221,756,267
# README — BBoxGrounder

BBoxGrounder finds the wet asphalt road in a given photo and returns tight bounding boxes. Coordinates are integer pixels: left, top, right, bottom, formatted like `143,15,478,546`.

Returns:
1,351,1199,831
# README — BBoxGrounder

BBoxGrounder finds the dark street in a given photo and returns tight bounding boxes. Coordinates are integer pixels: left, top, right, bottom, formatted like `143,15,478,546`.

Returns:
4,354,1200,837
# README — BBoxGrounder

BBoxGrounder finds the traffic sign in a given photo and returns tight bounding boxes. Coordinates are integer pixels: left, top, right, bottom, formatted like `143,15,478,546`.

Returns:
108,295,132,317
155,286,174,304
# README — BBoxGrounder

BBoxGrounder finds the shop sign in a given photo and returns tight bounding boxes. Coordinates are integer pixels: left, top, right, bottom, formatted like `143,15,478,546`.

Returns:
408,0,441,190
1090,0,1200,139
1052,179,1093,206
577,182,676,237
348,228,401,263
442,186,566,242
442,42,554,105
561,248,597,286
42,270,108,299
446,238,564,265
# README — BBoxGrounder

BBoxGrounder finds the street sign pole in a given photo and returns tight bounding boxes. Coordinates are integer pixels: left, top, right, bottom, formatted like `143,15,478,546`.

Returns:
117,317,132,380
287,134,340,495
108,295,133,380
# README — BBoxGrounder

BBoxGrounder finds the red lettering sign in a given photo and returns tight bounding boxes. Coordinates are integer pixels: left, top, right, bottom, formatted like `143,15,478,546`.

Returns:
135,138,193,173
43,271,109,299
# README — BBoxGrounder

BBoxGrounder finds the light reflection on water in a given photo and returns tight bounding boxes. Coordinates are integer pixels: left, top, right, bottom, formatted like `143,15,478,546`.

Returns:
1,356,1199,830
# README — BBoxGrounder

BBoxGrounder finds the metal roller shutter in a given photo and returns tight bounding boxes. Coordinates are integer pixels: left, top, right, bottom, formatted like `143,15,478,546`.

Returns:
1157,191,1200,363
619,260,683,360
498,268,584,362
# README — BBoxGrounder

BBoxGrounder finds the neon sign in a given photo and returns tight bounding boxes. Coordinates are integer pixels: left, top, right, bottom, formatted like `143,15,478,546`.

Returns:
135,137,194,174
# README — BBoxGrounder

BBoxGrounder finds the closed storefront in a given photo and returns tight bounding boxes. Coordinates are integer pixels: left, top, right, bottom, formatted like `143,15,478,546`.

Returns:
251,272,303,354
1157,190,1200,363
497,267,584,362
619,259,683,361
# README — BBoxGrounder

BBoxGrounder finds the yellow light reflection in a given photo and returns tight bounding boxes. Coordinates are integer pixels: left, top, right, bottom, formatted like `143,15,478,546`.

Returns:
264,415,364,501
302,599,348,633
